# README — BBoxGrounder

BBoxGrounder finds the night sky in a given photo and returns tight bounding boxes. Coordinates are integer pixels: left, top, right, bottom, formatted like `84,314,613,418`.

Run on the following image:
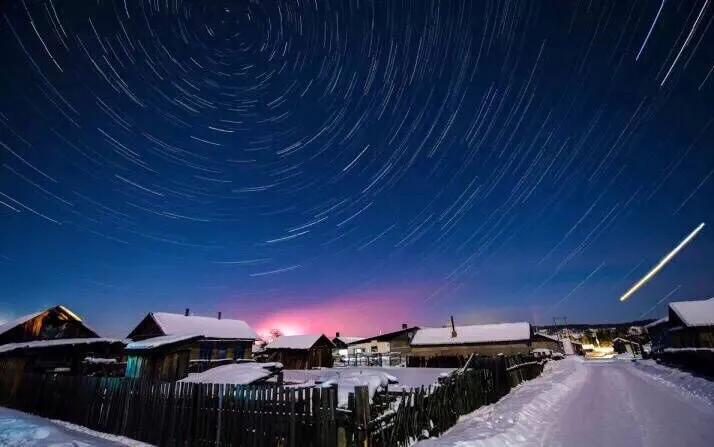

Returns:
1,0,712,338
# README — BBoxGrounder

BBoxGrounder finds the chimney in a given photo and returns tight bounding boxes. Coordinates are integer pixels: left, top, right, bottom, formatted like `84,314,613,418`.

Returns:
184,308,190,317
218,311,222,320
450,315,457,338
402,323,408,330
335,331,340,338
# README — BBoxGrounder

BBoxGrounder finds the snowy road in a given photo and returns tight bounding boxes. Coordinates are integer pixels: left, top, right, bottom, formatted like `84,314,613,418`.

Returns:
417,357,714,447
0,407,150,447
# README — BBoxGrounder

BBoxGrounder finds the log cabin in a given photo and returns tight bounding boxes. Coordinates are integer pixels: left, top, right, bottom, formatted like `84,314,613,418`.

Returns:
126,309,258,374
264,334,335,369
346,324,419,356
125,334,203,381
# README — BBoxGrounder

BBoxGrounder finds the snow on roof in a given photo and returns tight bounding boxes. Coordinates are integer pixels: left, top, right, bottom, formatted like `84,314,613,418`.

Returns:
151,312,257,340
669,298,714,327
411,322,531,346
0,338,125,355
180,362,282,385
334,336,366,344
126,334,201,351
645,316,669,329
533,332,561,342
265,334,329,350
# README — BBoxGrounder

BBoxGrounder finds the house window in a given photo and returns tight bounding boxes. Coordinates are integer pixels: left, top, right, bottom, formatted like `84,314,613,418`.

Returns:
216,346,227,359
199,343,213,360
234,344,245,359
370,345,378,353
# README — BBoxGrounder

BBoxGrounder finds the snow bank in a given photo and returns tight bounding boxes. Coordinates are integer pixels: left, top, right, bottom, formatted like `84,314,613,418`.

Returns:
415,357,587,446
629,359,714,407
411,322,530,346
179,362,283,385
0,406,151,446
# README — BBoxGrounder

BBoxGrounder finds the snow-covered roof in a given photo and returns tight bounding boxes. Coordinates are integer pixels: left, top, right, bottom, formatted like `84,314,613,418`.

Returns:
669,298,714,327
645,316,669,329
151,312,257,340
179,362,283,385
0,305,89,338
125,334,202,351
265,334,331,350
411,322,531,346
533,332,561,342
334,336,367,344
0,338,125,355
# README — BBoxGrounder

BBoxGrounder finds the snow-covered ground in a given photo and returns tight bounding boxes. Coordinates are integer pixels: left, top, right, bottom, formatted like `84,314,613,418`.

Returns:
0,407,151,447
416,357,714,446
282,366,454,406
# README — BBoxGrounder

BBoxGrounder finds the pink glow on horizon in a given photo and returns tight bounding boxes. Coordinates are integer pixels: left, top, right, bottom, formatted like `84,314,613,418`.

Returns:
231,288,428,339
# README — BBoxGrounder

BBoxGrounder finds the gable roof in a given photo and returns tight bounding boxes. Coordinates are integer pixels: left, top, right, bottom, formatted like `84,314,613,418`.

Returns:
0,305,98,339
668,298,714,327
265,334,333,350
149,312,257,340
347,327,419,345
411,322,531,346
334,336,366,344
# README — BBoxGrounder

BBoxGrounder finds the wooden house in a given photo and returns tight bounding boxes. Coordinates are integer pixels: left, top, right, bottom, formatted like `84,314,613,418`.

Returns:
612,337,642,356
666,298,714,349
408,322,532,366
0,305,125,376
346,325,419,356
264,334,335,369
331,332,366,360
531,332,564,353
126,309,258,371
125,334,203,381
645,317,670,353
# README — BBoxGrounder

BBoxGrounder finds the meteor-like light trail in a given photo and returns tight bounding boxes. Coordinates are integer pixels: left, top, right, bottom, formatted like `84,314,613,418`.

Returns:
619,223,705,302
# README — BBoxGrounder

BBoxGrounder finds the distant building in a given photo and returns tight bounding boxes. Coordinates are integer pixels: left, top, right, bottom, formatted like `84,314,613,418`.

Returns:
331,332,366,360
264,334,334,369
126,309,258,373
0,305,124,376
408,322,532,366
347,324,419,357
531,332,564,353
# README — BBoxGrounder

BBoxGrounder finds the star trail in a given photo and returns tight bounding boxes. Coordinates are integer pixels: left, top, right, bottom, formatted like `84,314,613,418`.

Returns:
0,0,712,336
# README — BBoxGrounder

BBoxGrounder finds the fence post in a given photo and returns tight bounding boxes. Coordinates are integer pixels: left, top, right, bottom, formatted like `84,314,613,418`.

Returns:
215,383,223,447
353,385,370,447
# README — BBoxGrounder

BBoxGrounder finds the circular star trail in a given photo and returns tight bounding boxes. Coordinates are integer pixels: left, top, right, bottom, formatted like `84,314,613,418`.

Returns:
0,0,713,334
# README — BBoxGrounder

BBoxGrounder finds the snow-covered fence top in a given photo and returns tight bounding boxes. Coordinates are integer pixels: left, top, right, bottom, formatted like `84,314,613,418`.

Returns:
411,322,531,346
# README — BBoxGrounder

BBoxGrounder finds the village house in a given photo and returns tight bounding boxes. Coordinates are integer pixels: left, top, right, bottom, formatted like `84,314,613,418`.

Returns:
347,324,418,358
665,298,714,349
531,332,564,353
645,317,670,353
612,337,643,357
126,309,258,374
263,334,334,369
408,321,532,366
0,305,125,376
331,332,366,361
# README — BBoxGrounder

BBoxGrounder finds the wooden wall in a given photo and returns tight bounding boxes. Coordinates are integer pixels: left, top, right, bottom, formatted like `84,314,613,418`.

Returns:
409,341,531,358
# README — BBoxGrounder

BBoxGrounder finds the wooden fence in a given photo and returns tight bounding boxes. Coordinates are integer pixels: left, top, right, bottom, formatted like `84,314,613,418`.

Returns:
0,356,544,447
341,355,545,447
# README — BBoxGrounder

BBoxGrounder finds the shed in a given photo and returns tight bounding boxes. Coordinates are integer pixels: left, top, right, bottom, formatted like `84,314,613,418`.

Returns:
264,334,335,369
125,334,203,381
